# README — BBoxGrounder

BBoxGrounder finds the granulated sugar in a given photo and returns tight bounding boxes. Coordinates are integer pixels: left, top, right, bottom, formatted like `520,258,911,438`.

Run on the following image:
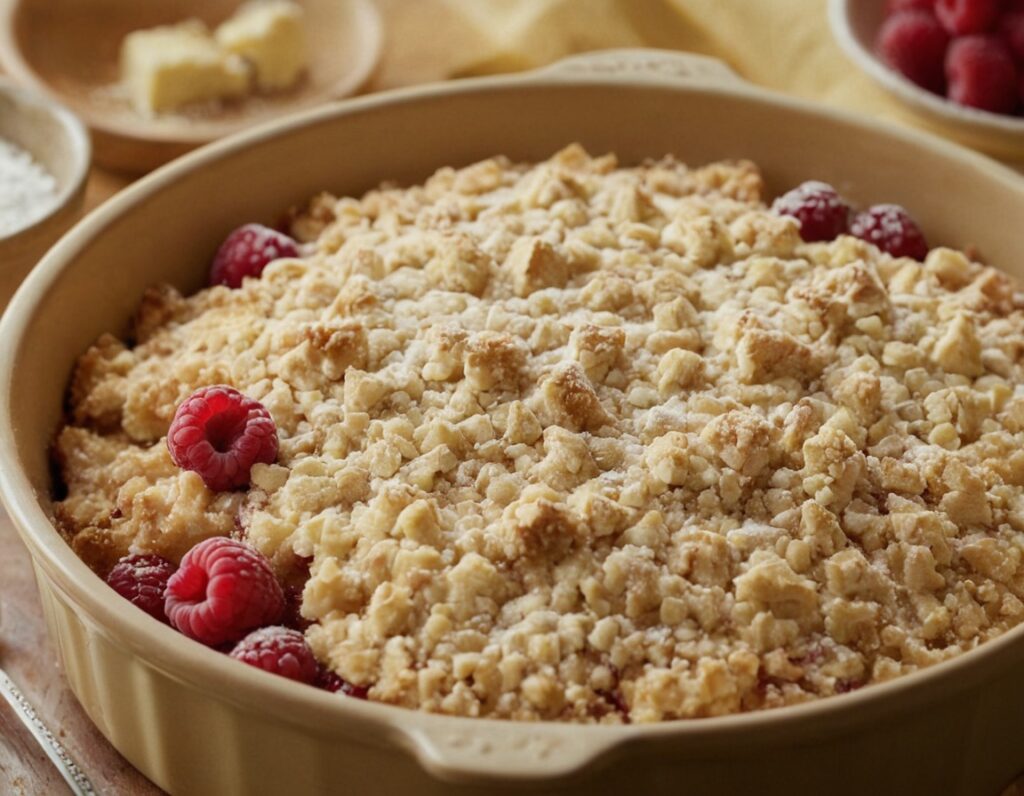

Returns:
0,137,58,237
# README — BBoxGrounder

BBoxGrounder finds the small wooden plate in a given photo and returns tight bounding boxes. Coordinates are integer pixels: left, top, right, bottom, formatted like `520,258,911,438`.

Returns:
0,0,383,173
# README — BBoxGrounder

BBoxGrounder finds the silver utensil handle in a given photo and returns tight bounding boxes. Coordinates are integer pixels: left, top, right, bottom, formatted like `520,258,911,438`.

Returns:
0,666,97,796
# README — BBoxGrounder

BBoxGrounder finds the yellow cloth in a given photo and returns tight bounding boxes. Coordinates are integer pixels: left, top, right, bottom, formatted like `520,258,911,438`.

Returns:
372,0,1008,161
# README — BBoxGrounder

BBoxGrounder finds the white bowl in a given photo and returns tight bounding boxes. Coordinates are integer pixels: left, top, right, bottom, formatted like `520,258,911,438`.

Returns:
0,79,90,306
829,0,1024,163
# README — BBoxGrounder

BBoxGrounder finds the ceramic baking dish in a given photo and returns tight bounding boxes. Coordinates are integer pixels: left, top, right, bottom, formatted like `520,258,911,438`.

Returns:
2,50,1024,796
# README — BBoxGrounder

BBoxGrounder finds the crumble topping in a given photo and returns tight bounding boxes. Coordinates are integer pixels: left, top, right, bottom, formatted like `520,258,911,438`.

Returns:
54,144,1024,723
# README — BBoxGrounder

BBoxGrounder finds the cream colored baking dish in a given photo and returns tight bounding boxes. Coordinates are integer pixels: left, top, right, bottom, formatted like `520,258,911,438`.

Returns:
2,50,1024,796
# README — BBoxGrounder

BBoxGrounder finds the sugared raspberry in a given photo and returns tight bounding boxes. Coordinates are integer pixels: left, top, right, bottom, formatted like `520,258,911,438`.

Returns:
850,204,930,260
165,537,285,646
106,554,176,623
316,668,369,698
946,35,1019,114
935,0,1001,34
209,224,299,289
230,626,318,684
877,10,950,93
998,12,1024,62
886,0,934,11
771,181,852,242
167,386,278,492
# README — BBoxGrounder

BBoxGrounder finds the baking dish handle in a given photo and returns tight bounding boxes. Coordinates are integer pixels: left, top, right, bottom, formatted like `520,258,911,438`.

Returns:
400,721,621,784
532,48,746,87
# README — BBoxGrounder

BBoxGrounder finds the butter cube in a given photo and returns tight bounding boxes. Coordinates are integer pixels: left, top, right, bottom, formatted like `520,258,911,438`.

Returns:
121,21,250,115
216,1,308,92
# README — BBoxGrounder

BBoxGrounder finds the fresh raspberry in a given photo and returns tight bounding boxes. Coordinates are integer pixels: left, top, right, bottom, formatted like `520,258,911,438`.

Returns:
316,668,369,698
771,181,852,242
209,223,299,289
850,204,930,260
876,10,951,93
946,35,1019,114
229,626,318,684
165,537,285,646
106,554,176,623
886,0,934,11
167,386,278,492
935,0,1001,34
998,12,1024,62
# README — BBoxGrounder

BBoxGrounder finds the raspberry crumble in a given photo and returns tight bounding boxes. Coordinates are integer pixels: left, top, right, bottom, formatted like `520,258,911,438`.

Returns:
54,146,1024,723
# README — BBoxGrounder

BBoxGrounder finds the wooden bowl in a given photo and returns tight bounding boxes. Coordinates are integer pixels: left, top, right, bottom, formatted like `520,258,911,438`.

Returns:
0,0,382,173
0,79,89,307
829,0,1024,164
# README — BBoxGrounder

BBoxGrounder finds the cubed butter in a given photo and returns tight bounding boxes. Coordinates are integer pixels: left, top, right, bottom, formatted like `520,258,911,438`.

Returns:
120,21,250,115
216,1,308,92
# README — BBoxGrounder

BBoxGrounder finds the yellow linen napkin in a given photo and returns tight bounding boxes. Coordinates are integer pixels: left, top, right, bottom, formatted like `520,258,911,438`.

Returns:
372,0,1009,157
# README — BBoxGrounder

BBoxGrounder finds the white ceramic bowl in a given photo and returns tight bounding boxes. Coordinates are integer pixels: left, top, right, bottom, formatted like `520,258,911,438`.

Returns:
829,0,1024,163
0,79,90,305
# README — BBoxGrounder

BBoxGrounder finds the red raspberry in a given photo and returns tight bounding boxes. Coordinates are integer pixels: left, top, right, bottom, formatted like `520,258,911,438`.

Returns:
886,0,934,11
771,181,852,242
850,204,930,260
877,10,951,93
946,35,1019,114
316,668,369,698
936,0,1001,34
998,12,1024,62
165,537,285,646
230,626,318,684
167,386,278,492
209,224,299,289
106,554,176,623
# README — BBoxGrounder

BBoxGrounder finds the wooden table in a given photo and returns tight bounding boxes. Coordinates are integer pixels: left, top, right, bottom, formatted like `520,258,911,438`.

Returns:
2,1,1024,791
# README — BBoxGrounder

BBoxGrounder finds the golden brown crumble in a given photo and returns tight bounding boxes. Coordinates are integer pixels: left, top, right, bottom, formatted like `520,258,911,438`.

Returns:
55,145,1024,723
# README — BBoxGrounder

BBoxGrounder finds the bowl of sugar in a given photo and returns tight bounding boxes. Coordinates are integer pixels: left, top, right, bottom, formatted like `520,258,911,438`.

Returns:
0,79,90,306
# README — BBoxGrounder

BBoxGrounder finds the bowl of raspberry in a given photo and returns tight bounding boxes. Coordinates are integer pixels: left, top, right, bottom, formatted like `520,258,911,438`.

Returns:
829,0,1024,162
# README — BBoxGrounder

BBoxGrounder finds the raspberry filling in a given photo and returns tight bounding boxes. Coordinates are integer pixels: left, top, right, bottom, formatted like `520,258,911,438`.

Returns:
167,385,278,492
